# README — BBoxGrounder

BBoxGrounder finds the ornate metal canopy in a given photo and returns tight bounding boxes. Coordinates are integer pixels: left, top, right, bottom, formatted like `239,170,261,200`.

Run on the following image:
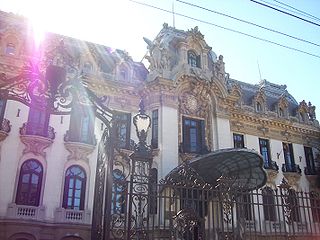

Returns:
165,148,267,191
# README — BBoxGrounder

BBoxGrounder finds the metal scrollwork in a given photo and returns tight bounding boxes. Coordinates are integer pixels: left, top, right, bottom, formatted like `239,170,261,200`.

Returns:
160,162,212,189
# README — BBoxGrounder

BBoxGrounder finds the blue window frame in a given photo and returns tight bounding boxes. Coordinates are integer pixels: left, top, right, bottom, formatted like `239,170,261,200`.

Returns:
259,138,271,168
182,117,205,153
68,104,95,145
63,165,86,210
16,159,43,206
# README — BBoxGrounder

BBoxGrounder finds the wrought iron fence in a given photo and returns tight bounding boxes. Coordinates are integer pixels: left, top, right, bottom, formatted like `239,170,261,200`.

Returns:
109,181,320,240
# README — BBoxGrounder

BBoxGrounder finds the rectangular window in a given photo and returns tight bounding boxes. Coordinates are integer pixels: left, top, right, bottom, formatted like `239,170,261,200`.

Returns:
304,147,316,174
283,143,295,172
182,117,205,153
259,138,271,168
151,109,158,149
27,105,50,137
69,105,95,145
233,133,244,148
115,112,131,149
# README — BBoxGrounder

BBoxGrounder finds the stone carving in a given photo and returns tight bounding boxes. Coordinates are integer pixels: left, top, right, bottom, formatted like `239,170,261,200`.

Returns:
144,37,170,71
64,142,95,162
308,101,316,121
187,26,204,40
214,55,225,81
20,135,53,158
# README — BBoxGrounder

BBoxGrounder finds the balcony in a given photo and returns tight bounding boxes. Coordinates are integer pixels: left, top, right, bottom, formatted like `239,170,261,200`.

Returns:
19,122,55,157
264,160,279,171
7,203,45,221
282,164,302,174
54,207,91,224
305,166,318,176
282,164,302,186
0,118,11,142
64,130,96,162
20,122,55,139
64,130,96,146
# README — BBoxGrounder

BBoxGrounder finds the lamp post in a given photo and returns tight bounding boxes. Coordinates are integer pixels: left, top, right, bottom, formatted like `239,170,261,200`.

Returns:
126,98,153,240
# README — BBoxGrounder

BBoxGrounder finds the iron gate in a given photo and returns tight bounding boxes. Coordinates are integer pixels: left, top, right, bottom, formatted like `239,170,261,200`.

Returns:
93,147,320,240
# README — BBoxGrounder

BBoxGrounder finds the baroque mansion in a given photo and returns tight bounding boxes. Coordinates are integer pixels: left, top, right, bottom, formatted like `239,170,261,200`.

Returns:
0,10,319,240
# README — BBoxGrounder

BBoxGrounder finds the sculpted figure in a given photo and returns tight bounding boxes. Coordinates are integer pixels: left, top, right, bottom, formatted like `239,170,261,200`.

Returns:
308,101,316,120
143,37,170,71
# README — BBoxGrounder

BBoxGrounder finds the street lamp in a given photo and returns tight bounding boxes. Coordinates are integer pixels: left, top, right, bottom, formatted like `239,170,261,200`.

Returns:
126,98,153,240
133,99,152,156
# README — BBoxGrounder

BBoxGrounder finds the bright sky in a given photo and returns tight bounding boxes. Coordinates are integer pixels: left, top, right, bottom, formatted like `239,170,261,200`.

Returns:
1,0,320,117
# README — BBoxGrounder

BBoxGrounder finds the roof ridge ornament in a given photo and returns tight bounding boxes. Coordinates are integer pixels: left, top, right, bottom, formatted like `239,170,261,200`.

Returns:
187,26,204,40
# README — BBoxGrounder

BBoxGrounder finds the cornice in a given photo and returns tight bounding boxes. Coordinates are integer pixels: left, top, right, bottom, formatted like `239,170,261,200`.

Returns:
230,112,320,146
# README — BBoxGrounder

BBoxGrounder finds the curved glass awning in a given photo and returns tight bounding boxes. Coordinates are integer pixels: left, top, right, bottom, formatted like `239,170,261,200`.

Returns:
163,148,267,191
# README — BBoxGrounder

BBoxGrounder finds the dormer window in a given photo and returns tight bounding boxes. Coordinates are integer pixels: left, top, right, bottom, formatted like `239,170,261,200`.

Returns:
5,43,15,56
119,67,128,81
83,62,93,73
256,102,262,112
279,107,284,117
187,50,201,68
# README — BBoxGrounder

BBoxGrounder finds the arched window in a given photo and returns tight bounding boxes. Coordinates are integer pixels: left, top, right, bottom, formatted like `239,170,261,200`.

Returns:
16,159,43,206
288,189,301,222
262,187,276,221
187,50,201,68
63,166,86,210
310,191,320,222
112,169,127,214
242,193,253,221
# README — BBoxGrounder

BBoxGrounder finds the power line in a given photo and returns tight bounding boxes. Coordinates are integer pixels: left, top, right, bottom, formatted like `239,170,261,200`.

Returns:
258,0,319,22
271,0,320,22
177,0,320,48
128,0,320,59
250,0,320,27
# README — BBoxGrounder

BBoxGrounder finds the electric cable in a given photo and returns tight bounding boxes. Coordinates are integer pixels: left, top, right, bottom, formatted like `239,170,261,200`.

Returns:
128,0,320,59
249,0,320,27
177,0,320,48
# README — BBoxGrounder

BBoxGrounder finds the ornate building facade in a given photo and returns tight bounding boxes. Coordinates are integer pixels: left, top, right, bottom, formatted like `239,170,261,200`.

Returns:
0,11,319,240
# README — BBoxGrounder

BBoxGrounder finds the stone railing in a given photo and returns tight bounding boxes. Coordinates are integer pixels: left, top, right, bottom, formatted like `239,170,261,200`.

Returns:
54,207,91,224
20,122,55,140
7,203,45,221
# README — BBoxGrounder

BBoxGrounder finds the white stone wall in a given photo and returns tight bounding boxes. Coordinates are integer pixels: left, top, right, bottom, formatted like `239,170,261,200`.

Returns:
215,117,232,149
159,106,179,179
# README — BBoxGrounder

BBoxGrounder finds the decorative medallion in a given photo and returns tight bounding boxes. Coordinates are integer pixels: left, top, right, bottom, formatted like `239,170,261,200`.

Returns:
185,95,198,113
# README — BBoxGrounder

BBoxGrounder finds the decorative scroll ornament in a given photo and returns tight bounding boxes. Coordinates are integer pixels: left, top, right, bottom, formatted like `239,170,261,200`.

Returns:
278,178,294,224
173,208,200,239
160,162,212,189
64,142,95,162
19,135,53,158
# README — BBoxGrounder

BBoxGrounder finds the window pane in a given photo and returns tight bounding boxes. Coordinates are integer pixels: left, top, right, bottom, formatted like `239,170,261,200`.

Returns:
63,166,86,210
16,159,43,206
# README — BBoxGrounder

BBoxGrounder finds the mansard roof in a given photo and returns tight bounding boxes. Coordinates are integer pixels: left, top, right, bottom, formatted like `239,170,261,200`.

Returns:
228,78,299,116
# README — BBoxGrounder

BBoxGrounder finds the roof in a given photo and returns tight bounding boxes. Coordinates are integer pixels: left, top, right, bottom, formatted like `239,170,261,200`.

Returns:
162,148,267,191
